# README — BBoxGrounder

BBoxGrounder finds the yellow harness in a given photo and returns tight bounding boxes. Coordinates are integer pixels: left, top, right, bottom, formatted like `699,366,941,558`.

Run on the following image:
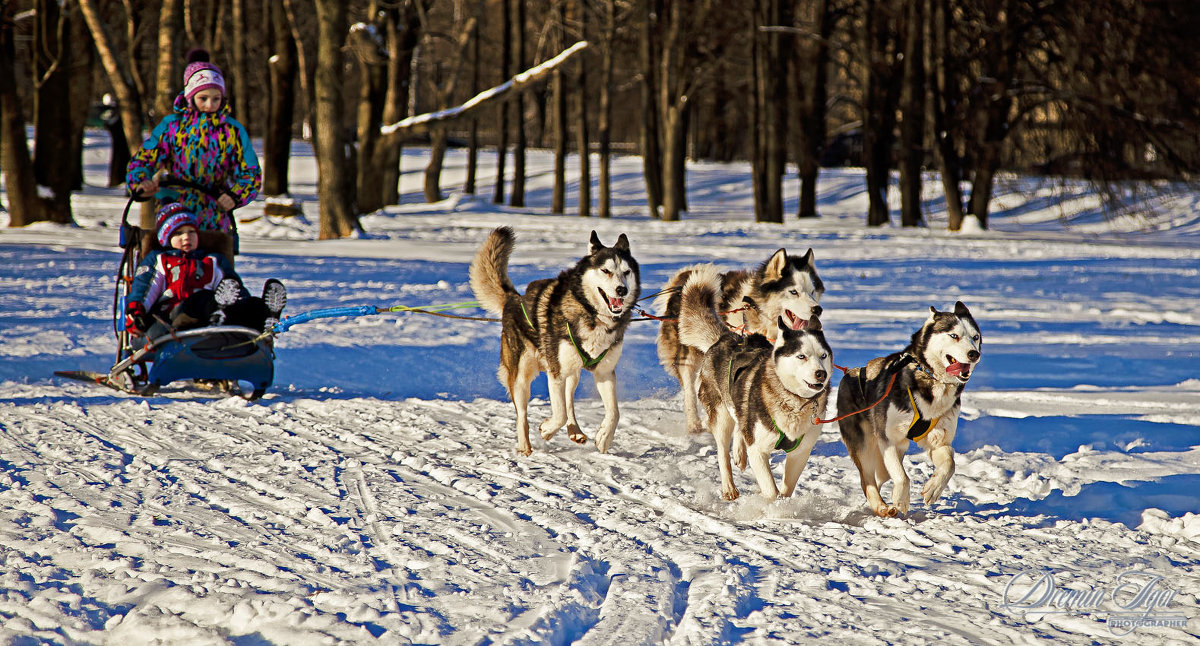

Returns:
905,387,938,442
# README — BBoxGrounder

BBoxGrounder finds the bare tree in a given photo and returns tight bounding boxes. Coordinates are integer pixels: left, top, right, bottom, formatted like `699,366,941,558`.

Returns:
552,0,568,214
929,0,966,229
1,1,39,225
352,3,389,213
897,0,925,227
574,0,591,217
379,0,427,206
32,0,86,224
860,0,903,227
263,0,297,196
596,0,616,218
493,0,512,204
153,0,182,121
791,0,837,219
464,1,482,194
510,0,527,207
639,0,663,218
313,0,359,238
750,0,790,223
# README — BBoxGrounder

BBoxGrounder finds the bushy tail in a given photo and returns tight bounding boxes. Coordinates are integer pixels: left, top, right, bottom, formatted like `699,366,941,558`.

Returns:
677,265,728,354
469,227,519,315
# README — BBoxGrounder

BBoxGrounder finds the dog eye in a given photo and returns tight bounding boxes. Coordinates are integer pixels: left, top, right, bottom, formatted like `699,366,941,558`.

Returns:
949,333,960,340
602,269,612,276
972,334,980,342
623,270,631,277
821,353,828,360
789,289,798,296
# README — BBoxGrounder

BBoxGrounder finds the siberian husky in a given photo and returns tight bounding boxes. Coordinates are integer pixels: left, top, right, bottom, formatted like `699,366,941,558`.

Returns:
655,248,824,434
836,302,982,517
678,266,832,501
469,227,641,456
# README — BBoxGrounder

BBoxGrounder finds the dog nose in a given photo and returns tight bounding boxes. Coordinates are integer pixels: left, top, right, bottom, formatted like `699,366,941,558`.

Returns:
615,285,627,297
967,350,980,362
812,305,823,317
815,369,827,382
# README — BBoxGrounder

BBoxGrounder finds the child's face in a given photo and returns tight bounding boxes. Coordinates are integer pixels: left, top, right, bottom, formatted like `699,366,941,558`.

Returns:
193,89,224,113
170,225,199,252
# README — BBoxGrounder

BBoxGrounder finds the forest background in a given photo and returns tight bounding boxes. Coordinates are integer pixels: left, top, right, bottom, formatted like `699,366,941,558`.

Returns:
2,0,1199,237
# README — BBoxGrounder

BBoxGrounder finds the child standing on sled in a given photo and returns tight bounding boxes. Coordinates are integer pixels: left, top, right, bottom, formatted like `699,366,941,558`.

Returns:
125,203,287,341
126,49,261,263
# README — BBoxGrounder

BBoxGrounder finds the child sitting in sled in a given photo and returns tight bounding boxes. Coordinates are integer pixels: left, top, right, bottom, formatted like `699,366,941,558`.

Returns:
125,203,287,340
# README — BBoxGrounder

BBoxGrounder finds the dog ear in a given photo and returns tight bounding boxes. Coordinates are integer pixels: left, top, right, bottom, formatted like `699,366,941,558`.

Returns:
589,230,604,254
614,233,630,252
927,305,939,322
763,249,788,282
806,314,822,331
801,248,815,269
954,301,972,318
776,316,792,338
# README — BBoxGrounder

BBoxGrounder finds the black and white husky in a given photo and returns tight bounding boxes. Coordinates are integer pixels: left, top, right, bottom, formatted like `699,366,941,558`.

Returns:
836,302,982,517
655,248,824,434
678,266,833,501
469,227,641,456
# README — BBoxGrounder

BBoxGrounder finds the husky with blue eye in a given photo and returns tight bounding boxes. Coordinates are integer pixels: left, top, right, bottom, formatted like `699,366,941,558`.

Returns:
655,249,824,435
837,302,983,517
677,266,832,502
470,227,641,456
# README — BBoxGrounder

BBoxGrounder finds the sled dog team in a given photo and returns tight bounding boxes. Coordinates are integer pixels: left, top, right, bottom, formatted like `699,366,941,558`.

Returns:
470,226,983,518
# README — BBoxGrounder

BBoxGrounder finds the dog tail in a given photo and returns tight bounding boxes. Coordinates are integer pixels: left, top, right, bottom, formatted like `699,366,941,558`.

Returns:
677,264,727,353
469,226,519,315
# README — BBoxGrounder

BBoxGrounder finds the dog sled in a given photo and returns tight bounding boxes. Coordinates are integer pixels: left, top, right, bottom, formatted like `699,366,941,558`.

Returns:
55,174,275,399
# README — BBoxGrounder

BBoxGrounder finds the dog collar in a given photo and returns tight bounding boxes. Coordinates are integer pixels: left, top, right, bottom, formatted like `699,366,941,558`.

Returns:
905,387,939,442
565,321,609,368
771,416,804,453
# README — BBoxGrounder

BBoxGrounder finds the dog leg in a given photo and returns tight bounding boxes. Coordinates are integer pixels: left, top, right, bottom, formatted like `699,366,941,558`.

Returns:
748,447,779,501
539,371,568,441
563,369,588,445
779,437,817,498
852,451,896,518
511,353,539,456
592,365,620,453
880,443,910,515
922,444,956,506
680,359,706,435
712,410,739,500
731,431,748,472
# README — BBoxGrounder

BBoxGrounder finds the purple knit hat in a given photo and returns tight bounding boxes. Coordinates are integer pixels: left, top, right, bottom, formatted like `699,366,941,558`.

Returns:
182,49,225,105
156,202,199,246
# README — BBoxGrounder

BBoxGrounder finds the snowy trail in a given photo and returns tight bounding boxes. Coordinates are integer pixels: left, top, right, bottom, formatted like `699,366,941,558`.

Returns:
2,387,1196,643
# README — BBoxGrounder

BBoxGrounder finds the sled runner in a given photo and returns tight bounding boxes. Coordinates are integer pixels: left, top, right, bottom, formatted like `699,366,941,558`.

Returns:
55,174,274,400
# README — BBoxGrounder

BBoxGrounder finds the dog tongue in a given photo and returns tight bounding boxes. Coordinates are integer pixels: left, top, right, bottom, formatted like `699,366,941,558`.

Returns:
786,312,806,330
609,296,624,311
945,361,968,376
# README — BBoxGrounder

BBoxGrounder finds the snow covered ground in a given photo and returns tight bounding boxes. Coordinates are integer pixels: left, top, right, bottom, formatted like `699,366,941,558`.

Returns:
1,133,1198,644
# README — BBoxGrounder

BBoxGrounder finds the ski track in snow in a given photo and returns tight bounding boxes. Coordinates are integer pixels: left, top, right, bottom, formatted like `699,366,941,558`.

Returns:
1,142,1199,643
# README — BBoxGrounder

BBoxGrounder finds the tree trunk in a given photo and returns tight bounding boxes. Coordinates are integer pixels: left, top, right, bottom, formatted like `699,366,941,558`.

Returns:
597,0,614,218
0,3,39,226
752,0,788,223
354,7,388,214
154,0,182,121
898,0,925,227
862,0,901,227
263,0,297,196
493,0,511,204
640,0,663,218
32,0,75,224
283,0,316,139
231,0,248,130
552,1,567,214
465,5,481,195
660,106,685,222
929,0,965,230
658,0,687,221
510,0,527,207
77,0,146,226
574,0,590,217
380,1,424,206
313,0,359,238
66,15,95,193
795,0,831,219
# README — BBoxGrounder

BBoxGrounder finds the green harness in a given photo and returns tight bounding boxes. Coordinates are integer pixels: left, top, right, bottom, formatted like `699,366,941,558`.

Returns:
521,301,609,368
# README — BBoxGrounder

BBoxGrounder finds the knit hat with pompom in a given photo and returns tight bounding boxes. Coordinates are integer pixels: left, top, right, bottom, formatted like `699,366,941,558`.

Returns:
182,49,225,106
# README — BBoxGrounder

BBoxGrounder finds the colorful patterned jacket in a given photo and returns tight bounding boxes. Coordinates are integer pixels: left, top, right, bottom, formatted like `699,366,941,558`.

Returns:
126,95,261,233
129,248,239,316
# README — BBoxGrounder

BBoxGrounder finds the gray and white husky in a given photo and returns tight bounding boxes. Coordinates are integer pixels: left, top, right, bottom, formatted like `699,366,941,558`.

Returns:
469,227,641,456
836,302,982,517
678,266,833,501
655,248,824,434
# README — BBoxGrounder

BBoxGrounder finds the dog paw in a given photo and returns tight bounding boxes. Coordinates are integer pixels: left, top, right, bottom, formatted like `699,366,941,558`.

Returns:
721,486,740,501
567,424,588,445
539,420,561,441
875,505,899,518
733,455,747,471
516,443,533,457
687,423,707,435
922,480,946,505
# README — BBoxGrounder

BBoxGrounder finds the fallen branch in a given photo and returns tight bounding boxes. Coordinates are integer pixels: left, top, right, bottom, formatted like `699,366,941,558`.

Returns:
381,40,589,141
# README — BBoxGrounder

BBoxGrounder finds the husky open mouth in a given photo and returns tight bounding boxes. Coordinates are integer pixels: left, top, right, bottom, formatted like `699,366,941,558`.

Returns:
944,355,972,381
598,288,625,315
783,309,806,330
805,380,826,391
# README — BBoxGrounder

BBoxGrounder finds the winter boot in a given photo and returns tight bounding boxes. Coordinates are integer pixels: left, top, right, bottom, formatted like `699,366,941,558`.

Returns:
261,279,287,332
211,278,243,325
